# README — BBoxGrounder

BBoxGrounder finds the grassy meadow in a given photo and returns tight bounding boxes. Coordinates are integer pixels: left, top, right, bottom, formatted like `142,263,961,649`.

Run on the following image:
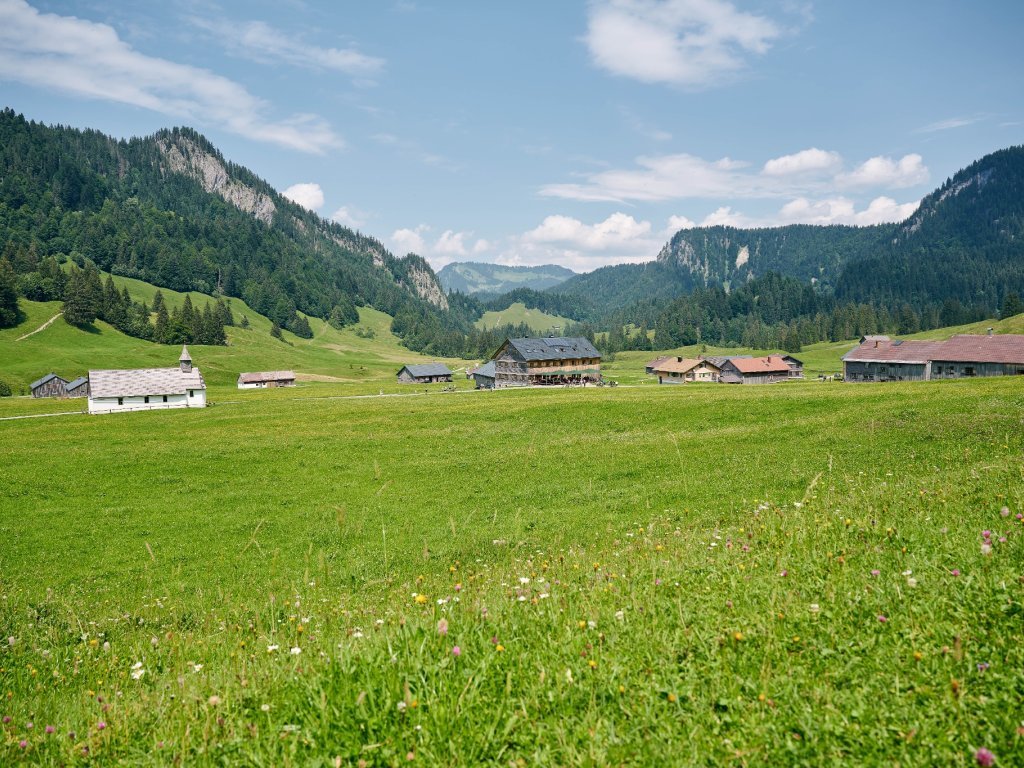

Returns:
475,303,570,335
1,375,1023,765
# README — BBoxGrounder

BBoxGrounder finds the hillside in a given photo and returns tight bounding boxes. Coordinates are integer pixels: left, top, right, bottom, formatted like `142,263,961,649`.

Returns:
555,147,1024,319
0,271,473,396
438,261,575,294
474,302,570,334
0,109,463,350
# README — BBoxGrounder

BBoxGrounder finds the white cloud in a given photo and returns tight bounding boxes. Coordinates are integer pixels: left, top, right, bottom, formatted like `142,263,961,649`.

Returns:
524,212,653,250
585,0,781,88
389,225,490,268
763,148,841,176
700,206,756,227
775,195,919,226
917,116,982,133
542,149,930,202
838,154,928,189
666,214,696,232
189,17,385,79
0,0,341,153
282,182,324,211
330,206,369,229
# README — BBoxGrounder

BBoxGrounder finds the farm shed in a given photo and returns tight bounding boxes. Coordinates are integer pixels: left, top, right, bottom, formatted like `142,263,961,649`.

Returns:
780,355,805,379
719,356,792,385
649,357,721,384
489,337,602,388
471,361,496,389
843,333,1024,382
237,371,296,389
396,363,453,384
30,373,68,398
65,376,90,398
88,346,206,414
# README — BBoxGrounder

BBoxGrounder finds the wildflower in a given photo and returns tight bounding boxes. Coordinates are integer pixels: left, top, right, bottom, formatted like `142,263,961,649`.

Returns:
208,695,221,706
407,751,415,761
981,542,992,556
519,577,530,585
261,704,271,712
290,647,302,655
578,621,587,630
396,701,407,712
588,659,597,669
539,592,550,599
809,604,820,613
870,569,880,577
615,610,625,621
779,570,788,577
902,569,913,576
191,663,203,673
437,619,448,636
667,693,677,703
2,716,9,723
131,664,145,681
26,721,33,729
496,644,506,653
454,583,462,592
977,662,990,673
414,595,428,605
452,646,461,657
45,725,54,734
913,651,923,661
19,740,27,749
655,578,663,586
588,620,597,630
1001,506,1010,517
6,636,14,646
906,577,918,588
351,630,364,639
267,644,279,653
96,721,107,730
975,747,996,767
877,615,888,623
733,632,744,641
950,569,961,576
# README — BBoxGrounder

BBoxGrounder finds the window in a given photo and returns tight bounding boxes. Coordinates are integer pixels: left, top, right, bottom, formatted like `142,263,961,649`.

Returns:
117,397,123,405
162,395,168,403
189,390,195,397
964,367,975,377
144,396,150,404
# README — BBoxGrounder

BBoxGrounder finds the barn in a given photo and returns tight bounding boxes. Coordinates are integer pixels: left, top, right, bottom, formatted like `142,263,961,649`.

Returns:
396,363,453,384
88,346,206,414
30,373,68,398
843,333,1024,381
65,376,90,398
719,356,792,385
237,371,296,389
471,361,496,389
489,337,601,387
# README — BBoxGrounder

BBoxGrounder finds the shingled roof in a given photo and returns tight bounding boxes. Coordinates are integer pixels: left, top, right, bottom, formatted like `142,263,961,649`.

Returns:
931,334,1024,364
650,357,719,374
725,356,791,374
89,366,205,398
505,337,601,362
238,370,296,384
65,376,89,390
30,373,66,390
399,363,453,377
842,339,947,364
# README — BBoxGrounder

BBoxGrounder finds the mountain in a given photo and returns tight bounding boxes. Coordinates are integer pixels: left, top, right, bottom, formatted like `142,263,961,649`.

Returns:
437,261,575,294
0,108,456,348
555,146,1024,320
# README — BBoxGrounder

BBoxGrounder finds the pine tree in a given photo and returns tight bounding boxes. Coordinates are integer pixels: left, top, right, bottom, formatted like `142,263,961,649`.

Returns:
154,301,170,343
62,266,101,326
0,257,21,328
1000,292,1024,320
270,321,283,340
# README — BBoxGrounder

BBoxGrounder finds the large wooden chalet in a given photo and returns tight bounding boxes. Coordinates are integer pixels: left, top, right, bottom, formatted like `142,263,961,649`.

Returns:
843,333,1024,382
649,356,721,384
490,337,601,387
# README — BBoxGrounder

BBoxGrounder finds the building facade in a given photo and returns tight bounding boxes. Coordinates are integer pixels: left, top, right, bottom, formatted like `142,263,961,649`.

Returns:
396,363,453,384
490,337,601,388
237,371,296,389
30,373,68,398
719,356,792,385
88,346,207,414
650,357,721,384
843,334,1024,382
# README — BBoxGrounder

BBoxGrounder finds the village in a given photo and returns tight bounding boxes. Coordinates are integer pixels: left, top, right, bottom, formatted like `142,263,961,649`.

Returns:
24,330,1024,415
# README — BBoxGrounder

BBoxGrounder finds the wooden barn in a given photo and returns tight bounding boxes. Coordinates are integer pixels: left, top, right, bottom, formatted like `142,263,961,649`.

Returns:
471,361,496,389
30,373,68,398
645,355,673,375
781,355,805,379
65,376,90,398
490,337,601,387
237,371,296,389
843,333,1024,382
396,363,453,384
649,357,721,384
719,356,792,385
88,346,206,414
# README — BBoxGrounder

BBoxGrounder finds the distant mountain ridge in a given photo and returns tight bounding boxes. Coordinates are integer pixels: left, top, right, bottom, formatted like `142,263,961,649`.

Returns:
554,145,1024,319
438,261,575,294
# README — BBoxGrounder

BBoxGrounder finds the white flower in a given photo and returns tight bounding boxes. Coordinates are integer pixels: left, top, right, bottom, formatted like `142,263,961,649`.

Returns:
902,569,913,576
981,542,993,556
587,620,597,630
396,701,407,712
539,592,550,599
375,619,384,626
131,661,144,670
191,663,203,673
130,662,145,680
615,610,625,621
260,704,271,712
517,595,526,602
809,604,820,613
519,577,530,585
352,630,364,639
290,646,302,655
906,577,918,588
267,644,279,653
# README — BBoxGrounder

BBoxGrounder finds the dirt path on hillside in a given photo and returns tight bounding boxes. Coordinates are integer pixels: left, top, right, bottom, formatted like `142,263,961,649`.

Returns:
15,313,62,341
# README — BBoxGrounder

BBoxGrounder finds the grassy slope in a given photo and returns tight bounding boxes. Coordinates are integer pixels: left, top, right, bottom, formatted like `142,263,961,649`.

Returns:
0,274,474,399
475,302,570,334
1,379,1022,764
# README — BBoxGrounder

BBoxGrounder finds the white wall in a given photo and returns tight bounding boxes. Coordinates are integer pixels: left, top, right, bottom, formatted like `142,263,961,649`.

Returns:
88,390,205,414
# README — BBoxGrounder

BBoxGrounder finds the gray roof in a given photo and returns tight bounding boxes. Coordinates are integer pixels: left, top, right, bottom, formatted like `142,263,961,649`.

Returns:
179,345,192,362
705,355,751,368
238,370,296,384
399,363,453,377
505,337,601,362
473,361,496,378
66,376,89,390
89,366,206,398
30,372,66,390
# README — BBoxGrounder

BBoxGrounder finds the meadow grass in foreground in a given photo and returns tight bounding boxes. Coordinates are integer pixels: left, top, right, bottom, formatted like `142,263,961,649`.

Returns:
0,380,1023,765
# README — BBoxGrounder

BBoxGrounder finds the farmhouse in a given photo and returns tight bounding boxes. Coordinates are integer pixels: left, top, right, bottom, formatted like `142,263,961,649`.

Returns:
843,333,1024,382
88,346,207,414
780,354,805,379
396,363,453,384
719,356,792,385
30,373,68,398
65,376,90,398
650,356,722,384
237,371,296,389
490,337,601,387
645,355,673,375
471,361,496,389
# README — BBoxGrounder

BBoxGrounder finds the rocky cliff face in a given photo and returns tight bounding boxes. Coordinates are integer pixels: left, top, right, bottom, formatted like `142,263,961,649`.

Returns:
158,136,277,225
404,258,449,310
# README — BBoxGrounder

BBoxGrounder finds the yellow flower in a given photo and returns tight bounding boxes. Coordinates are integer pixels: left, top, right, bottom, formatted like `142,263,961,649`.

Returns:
618,684,625,694
588,659,597,669
414,595,428,605
913,651,923,662
496,644,505,652
667,693,677,703
733,631,744,641
578,620,587,630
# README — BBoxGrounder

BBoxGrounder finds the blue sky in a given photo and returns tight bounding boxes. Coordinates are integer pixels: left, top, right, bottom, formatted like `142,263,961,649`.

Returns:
1,0,1022,273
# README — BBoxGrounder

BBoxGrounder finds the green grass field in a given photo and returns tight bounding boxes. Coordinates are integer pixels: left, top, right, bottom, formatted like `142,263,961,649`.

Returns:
1,377,1022,765
475,303,570,335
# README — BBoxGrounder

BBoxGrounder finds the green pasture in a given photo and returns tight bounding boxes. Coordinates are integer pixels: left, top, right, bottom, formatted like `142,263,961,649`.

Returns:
1,378,1022,765
475,303,570,335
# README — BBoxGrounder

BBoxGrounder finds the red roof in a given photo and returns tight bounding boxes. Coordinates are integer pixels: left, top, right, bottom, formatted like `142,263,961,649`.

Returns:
843,334,1024,365
726,355,791,374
